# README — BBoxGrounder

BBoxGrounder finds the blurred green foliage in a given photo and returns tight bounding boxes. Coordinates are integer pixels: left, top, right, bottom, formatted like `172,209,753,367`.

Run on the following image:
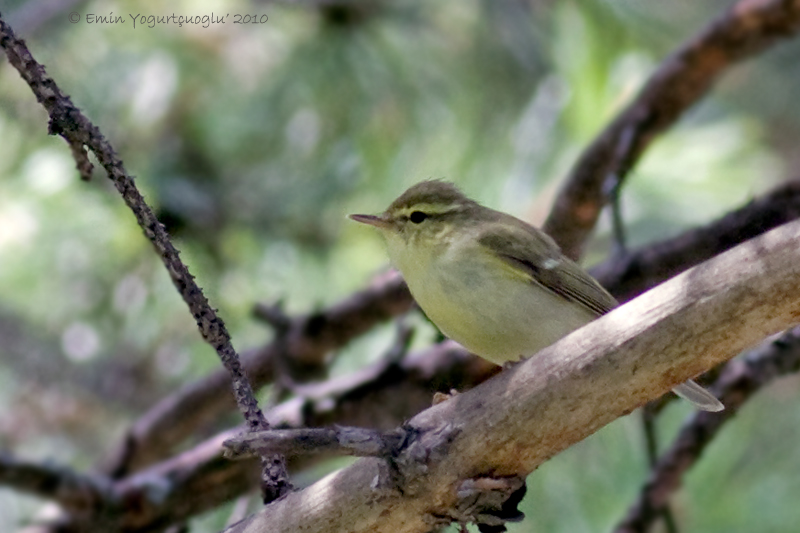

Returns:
0,0,798,531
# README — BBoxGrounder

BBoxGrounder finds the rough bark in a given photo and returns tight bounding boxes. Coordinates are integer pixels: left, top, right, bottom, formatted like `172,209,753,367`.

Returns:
227,219,800,533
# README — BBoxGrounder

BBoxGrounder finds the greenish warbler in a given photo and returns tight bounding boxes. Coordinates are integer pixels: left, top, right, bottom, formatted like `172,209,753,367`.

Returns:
350,180,723,412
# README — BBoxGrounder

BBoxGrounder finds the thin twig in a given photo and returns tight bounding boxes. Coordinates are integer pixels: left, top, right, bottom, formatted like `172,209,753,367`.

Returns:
223,426,408,459
640,408,679,533
606,174,628,258
67,138,93,181
384,321,415,366
253,300,293,333
604,124,636,258
0,14,290,500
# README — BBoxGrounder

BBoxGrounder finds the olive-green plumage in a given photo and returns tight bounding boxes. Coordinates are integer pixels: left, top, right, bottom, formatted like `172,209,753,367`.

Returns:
350,180,723,412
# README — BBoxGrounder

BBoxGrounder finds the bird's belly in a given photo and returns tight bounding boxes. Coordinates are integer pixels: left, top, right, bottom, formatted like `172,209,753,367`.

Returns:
408,260,597,365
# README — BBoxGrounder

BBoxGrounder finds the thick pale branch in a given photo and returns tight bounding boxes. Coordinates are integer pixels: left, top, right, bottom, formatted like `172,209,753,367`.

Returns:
227,219,800,533
615,325,800,533
16,319,800,532
544,0,800,259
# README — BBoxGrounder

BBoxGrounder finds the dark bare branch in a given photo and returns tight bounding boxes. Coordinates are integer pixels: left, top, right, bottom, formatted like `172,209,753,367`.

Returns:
593,179,800,302
0,453,109,516
223,426,407,459
0,14,289,499
544,0,800,259
615,325,800,533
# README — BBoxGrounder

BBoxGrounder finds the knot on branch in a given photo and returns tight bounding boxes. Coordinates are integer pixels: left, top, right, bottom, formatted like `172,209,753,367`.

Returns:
428,476,527,533
261,455,292,504
389,422,461,495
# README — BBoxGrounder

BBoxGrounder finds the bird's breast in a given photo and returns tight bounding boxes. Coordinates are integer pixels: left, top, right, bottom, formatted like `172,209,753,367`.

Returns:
400,243,597,365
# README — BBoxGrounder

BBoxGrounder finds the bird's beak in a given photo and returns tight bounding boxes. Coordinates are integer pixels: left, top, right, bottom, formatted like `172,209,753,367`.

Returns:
349,213,394,230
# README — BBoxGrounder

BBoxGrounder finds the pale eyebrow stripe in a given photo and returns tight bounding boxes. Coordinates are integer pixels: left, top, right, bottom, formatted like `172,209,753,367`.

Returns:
396,203,462,217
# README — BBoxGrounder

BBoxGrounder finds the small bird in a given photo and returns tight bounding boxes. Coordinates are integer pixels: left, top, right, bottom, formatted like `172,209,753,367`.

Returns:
350,180,723,412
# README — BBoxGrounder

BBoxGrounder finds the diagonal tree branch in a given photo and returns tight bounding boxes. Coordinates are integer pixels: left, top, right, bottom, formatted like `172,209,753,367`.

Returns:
615,325,800,533
544,0,800,259
226,218,800,533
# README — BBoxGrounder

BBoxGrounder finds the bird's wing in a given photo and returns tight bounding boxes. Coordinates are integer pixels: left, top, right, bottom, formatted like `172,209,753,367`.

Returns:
477,216,618,316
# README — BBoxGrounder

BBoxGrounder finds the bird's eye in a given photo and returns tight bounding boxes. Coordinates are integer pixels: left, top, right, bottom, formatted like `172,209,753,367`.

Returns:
409,211,428,224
